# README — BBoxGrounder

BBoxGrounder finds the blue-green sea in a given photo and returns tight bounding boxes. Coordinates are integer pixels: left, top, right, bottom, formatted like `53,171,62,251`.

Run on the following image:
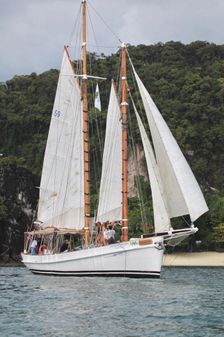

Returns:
0,267,223,337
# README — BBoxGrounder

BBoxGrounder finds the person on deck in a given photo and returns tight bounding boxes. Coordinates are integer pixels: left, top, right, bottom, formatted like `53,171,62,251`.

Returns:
60,239,71,253
102,224,109,245
95,222,102,247
37,237,42,253
60,240,68,252
30,239,38,255
107,225,116,244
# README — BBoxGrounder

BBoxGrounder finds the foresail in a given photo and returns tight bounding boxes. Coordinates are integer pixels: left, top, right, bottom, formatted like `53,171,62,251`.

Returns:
37,48,84,230
134,108,170,232
133,67,208,223
97,82,122,223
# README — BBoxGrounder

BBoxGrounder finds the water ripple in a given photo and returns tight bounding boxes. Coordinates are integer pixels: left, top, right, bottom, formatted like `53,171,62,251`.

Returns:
0,267,223,337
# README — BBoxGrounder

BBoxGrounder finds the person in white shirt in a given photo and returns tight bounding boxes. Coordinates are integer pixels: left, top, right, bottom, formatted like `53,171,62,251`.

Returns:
30,239,37,255
103,225,109,245
107,225,115,244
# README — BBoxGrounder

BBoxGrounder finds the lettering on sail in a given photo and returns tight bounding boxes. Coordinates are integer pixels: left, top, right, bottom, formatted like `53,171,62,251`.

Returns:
54,110,61,118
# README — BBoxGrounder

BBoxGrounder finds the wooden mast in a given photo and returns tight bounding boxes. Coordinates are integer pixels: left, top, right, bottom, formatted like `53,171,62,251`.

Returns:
121,44,128,242
82,0,90,246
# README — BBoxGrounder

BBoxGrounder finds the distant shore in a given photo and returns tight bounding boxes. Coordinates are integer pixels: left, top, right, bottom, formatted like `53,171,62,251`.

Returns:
163,251,224,267
0,260,23,267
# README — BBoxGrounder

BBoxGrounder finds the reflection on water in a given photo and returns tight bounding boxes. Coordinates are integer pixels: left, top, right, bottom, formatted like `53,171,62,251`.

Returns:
0,267,224,337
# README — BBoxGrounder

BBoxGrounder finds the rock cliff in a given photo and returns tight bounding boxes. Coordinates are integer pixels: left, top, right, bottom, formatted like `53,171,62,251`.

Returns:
0,161,38,262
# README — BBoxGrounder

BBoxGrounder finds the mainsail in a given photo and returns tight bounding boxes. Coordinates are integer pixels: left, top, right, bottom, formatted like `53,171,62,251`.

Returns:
97,82,122,223
37,48,84,229
132,67,208,223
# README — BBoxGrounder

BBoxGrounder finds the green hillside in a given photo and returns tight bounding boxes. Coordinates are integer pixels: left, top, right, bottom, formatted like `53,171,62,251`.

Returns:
1,41,224,251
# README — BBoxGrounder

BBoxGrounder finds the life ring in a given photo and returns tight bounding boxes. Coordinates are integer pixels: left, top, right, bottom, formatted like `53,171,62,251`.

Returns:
38,244,48,255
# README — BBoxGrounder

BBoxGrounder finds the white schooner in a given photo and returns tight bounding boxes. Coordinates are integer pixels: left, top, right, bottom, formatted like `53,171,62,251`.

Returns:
22,0,208,277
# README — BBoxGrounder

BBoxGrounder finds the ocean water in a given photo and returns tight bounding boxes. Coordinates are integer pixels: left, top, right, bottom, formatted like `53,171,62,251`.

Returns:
0,267,223,337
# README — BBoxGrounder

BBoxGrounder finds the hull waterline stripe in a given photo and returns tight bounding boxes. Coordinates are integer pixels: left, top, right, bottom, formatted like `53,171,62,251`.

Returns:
30,269,160,278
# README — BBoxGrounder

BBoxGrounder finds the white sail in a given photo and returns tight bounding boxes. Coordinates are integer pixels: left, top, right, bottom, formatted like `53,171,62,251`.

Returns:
134,107,170,232
133,68,208,223
37,48,84,229
94,83,101,111
97,81,122,223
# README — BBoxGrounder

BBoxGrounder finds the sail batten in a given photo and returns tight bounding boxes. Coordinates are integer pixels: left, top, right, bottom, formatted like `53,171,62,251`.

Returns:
37,50,84,230
97,82,122,223
132,66,208,223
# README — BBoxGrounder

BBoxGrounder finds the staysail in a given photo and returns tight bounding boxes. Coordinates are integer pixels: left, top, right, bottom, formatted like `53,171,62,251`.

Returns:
132,67,208,223
134,107,170,232
97,81,122,223
37,48,84,229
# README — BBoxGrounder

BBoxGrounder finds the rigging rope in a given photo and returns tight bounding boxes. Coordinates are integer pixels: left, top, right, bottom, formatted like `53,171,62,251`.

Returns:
88,2,122,45
67,2,82,58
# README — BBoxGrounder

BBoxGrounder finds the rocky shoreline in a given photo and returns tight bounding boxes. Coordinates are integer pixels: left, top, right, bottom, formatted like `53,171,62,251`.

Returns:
0,260,23,267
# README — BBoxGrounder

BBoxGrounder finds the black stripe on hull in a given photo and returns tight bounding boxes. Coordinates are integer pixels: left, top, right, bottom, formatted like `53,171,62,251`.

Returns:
30,269,160,278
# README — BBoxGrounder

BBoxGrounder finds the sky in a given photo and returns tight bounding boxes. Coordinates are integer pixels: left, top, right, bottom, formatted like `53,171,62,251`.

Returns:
1,0,224,81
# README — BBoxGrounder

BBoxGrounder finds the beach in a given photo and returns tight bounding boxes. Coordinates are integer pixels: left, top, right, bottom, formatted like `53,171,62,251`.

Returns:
163,251,224,267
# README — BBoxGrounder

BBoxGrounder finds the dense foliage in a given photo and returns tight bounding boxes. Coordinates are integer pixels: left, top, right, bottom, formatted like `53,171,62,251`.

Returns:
0,70,58,175
213,223,224,250
0,196,7,220
1,41,224,250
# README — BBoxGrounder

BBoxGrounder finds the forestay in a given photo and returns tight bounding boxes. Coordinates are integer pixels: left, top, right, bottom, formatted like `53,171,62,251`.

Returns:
37,48,84,229
133,67,208,223
97,82,122,223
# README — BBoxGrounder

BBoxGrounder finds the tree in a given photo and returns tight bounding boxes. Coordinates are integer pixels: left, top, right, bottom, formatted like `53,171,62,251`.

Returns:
213,223,224,251
0,196,7,220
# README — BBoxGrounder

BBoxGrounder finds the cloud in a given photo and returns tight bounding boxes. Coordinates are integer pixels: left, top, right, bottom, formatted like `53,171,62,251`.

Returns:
1,0,224,81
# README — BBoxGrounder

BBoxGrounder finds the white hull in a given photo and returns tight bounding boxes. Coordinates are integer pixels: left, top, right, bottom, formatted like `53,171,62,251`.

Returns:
22,237,164,278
